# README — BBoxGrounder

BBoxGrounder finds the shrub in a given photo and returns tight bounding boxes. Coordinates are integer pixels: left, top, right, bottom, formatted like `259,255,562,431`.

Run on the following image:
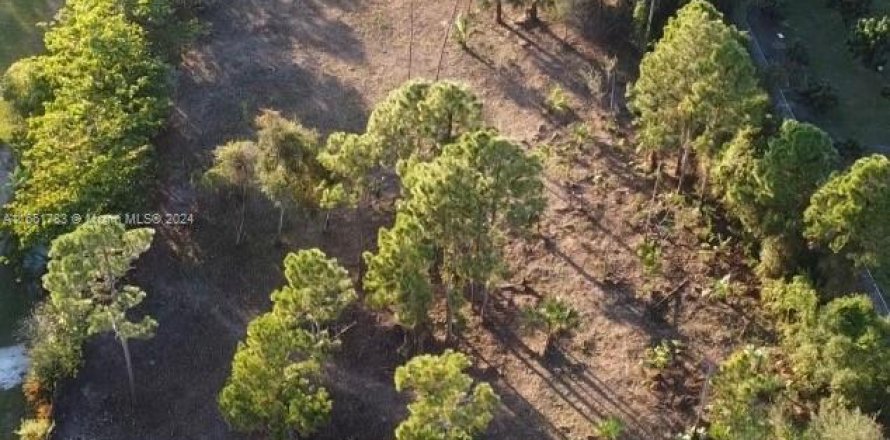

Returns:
0,57,52,117
636,237,662,275
16,418,52,440
644,339,683,370
545,84,572,116
596,416,625,440
521,297,581,355
798,78,838,113
756,236,797,279
806,397,884,440
453,14,473,50
708,347,783,440
848,16,890,68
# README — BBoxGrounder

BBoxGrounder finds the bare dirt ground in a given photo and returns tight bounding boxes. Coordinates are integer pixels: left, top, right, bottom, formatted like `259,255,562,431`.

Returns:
50,1,763,439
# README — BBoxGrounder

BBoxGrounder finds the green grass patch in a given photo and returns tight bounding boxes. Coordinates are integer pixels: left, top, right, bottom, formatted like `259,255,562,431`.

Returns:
784,0,890,146
0,0,57,72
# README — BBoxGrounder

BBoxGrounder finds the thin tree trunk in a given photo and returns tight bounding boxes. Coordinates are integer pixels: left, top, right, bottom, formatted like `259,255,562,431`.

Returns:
495,0,503,23
113,321,136,403
236,183,247,245
676,145,689,193
644,0,657,44
646,162,662,229
435,0,462,81
445,290,455,342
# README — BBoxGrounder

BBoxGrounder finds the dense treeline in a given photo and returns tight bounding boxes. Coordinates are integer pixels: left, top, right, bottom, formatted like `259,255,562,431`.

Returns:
1,0,173,248
629,1,890,438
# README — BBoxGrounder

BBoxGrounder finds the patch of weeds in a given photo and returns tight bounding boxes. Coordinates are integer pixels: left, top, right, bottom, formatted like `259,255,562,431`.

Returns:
636,237,662,275
545,84,572,116
596,416,626,440
520,297,581,355
453,13,473,50
644,339,684,370
703,274,737,301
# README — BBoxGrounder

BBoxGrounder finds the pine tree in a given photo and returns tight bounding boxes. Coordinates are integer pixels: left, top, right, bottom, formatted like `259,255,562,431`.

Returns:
628,0,767,190
219,249,355,439
204,140,258,245
394,350,500,440
804,154,890,271
367,80,483,166
42,215,156,400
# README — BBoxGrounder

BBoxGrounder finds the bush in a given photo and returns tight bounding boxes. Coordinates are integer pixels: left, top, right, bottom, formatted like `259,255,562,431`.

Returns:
545,85,572,116
798,78,839,113
847,16,890,68
806,397,884,440
596,416,625,440
636,237,662,275
16,418,52,440
644,339,683,370
756,236,797,279
0,57,52,117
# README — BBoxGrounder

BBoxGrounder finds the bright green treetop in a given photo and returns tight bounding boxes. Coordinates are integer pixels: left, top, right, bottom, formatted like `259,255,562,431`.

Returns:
394,350,500,440
218,313,332,440
270,248,356,329
804,154,890,270
629,0,766,161
367,80,483,165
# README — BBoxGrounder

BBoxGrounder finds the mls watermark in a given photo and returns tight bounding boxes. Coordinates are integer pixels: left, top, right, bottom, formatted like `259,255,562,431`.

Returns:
2,212,195,227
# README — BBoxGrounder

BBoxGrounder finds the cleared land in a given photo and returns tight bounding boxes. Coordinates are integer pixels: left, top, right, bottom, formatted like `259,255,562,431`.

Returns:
47,1,761,439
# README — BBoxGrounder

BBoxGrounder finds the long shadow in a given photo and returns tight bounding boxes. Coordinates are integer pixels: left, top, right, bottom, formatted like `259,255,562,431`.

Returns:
479,304,662,440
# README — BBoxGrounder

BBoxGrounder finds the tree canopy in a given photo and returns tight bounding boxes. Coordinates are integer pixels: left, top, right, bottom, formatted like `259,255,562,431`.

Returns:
629,0,766,173
804,154,890,271
394,350,500,440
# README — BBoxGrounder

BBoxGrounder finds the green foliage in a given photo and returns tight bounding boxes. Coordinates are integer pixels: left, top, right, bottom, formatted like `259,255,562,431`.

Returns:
317,132,380,208
805,397,884,440
203,141,257,191
708,346,784,440
596,416,625,440
41,215,156,393
15,417,52,440
520,297,580,352
6,0,171,247
757,120,839,235
848,16,890,67
0,57,52,117
366,80,483,164
629,0,767,164
21,302,85,388
453,14,473,49
366,128,544,336
804,154,890,270
761,276,819,337
363,213,435,331
712,121,838,241
253,110,328,210
545,84,572,116
218,314,332,440
394,350,500,440
271,248,357,329
219,249,355,439
636,237,662,275
643,339,683,370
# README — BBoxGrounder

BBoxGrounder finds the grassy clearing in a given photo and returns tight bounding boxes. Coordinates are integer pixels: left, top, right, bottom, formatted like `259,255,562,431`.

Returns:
784,0,890,146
